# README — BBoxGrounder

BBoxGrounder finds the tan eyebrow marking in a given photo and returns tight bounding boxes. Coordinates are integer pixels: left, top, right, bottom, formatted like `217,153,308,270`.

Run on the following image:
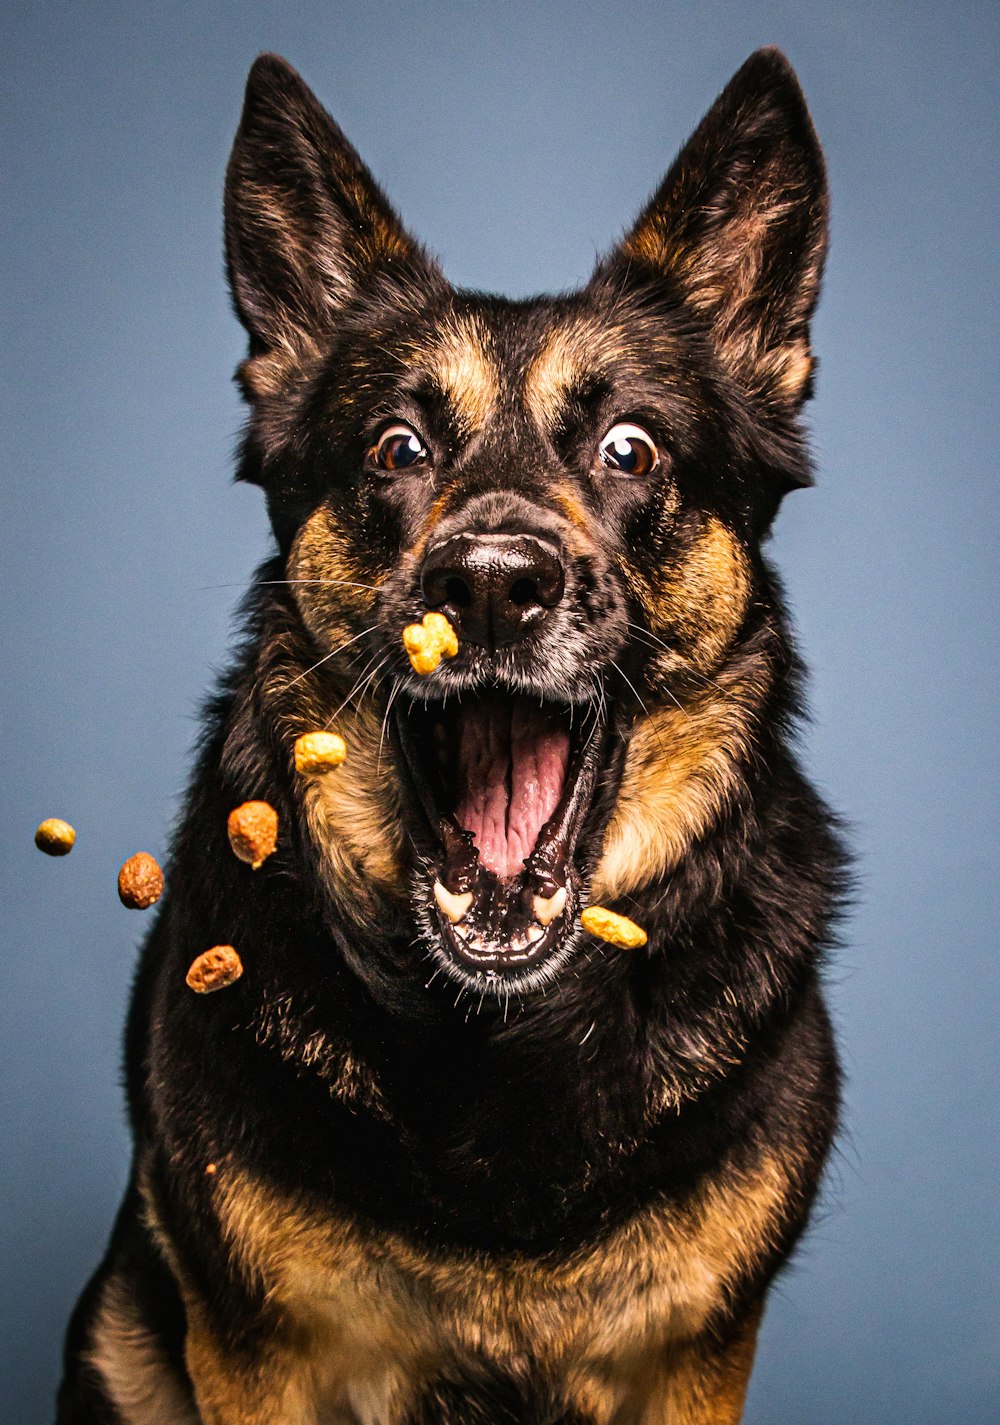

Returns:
523,325,597,431
428,314,499,432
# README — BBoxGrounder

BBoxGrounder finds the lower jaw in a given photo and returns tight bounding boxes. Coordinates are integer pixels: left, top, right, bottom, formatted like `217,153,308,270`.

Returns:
432,860,580,978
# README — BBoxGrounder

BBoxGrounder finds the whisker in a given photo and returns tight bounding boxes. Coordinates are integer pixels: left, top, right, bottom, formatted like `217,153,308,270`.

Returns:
609,658,677,756
608,660,652,721
625,621,742,706
199,578,382,593
680,665,745,704
284,625,376,690
324,652,391,728
378,679,403,771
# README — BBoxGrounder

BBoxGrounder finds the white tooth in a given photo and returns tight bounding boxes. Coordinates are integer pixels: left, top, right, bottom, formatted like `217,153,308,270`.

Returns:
433,881,474,924
526,925,544,944
532,887,567,925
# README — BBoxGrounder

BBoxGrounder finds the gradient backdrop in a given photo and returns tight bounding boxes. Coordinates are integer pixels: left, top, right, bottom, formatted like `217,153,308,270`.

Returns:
2,2,998,1420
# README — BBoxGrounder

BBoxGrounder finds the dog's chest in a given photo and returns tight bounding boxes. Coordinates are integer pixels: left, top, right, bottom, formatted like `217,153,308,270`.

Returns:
283,1231,711,1424
221,1164,783,1423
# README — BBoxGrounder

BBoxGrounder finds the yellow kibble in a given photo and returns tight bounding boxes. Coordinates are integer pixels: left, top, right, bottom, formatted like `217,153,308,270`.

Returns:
293,732,347,775
186,945,244,994
35,818,76,856
227,801,279,869
580,905,648,949
402,611,459,676
117,852,164,909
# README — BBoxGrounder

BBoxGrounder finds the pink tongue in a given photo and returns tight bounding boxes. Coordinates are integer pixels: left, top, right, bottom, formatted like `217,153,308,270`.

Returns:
454,703,570,878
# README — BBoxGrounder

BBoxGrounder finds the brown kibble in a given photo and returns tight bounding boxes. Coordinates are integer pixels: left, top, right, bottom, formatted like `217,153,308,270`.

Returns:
580,905,648,949
35,818,76,856
402,611,459,675
294,731,347,775
117,852,164,909
186,945,243,994
227,800,278,869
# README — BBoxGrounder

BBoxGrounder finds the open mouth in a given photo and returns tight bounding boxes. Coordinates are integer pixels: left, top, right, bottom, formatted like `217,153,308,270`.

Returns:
395,690,612,987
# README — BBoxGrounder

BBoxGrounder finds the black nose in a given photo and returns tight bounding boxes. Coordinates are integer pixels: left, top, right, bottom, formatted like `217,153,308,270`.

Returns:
421,533,566,650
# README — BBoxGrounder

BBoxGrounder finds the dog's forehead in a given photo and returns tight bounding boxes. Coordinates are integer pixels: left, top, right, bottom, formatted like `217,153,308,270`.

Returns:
400,293,677,436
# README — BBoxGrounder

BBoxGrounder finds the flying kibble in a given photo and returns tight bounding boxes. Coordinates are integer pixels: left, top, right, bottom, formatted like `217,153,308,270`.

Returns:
227,801,279,869
402,611,459,675
580,906,648,949
117,852,164,909
35,818,76,856
186,946,244,994
294,732,347,775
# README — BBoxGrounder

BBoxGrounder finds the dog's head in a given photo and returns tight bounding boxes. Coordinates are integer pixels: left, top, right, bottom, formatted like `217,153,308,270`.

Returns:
224,51,826,1000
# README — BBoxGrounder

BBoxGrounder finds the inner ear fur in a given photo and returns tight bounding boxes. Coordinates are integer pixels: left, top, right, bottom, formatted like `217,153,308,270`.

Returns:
225,53,437,392
600,48,828,409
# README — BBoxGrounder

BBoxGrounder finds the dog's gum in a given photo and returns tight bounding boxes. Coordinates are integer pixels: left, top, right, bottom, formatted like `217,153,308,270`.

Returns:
35,818,76,856
186,945,244,994
227,800,279,869
294,732,347,774
117,852,164,909
580,906,648,948
403,611,459,675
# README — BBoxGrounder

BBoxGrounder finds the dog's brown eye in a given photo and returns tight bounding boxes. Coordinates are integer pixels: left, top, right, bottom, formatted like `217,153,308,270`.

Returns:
598,423,659,476
371,423,428,472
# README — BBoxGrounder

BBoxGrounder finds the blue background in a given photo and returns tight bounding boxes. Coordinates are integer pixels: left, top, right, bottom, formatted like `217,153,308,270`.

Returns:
2,2,997,1420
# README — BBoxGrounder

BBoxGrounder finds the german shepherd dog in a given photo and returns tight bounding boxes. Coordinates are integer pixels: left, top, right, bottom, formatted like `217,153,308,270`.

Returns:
58,47,845,1425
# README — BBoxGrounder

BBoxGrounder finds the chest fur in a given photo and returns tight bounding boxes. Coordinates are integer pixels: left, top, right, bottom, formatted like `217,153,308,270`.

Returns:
208,1160,786,1423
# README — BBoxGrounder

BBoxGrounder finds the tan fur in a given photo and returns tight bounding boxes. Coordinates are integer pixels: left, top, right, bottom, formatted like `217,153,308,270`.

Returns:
633,516,752,676
524,322,635,430
288,503,385,631
563,1309,760,1425
184,1312,317,1425
653,1308,762,1425
411,492,452,560
293,694,407,908
772,342,813,401
549,483,592,532
147,1152,789,1423
592,664,765,904
281,507,407,907
524,325,591,430
426,313,499,432
87,1271,198,1425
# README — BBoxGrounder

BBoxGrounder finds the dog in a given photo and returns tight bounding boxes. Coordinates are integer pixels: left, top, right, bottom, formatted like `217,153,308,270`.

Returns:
57,47,846,1424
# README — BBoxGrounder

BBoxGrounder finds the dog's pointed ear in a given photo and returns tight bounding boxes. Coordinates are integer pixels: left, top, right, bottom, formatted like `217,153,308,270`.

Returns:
225,54,436,393
597,49,827,409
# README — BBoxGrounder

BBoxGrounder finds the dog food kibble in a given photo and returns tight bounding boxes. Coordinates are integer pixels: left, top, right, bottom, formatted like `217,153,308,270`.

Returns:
580,906,648,949
186,945,244,994
293,731,347,775
117,853,164,909
227,801,279,869
402,611,459,676
35,818,76,856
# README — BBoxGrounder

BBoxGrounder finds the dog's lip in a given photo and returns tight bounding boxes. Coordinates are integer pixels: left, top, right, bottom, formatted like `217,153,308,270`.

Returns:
394,689,610,978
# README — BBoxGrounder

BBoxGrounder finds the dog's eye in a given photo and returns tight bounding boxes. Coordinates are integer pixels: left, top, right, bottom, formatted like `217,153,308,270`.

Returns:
371,424,428,472
598,423,659,476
